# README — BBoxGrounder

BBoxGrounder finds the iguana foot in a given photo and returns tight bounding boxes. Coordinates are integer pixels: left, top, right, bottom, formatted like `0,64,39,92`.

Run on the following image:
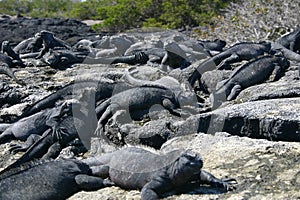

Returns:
9,144,28,154
103,179,116,187
211,178,237,191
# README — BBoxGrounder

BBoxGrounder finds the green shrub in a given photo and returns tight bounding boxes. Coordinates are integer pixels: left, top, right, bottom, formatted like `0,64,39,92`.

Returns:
0,0,32,15
0,0,231,32
76,0,231,32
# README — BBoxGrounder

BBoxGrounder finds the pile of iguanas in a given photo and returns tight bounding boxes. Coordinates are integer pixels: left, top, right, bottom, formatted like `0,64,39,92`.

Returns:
0,26,299,199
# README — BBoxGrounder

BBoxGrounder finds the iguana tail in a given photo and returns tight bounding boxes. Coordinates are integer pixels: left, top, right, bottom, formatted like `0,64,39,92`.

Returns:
0,129,54,175
0,64,25,85
83,52,149,65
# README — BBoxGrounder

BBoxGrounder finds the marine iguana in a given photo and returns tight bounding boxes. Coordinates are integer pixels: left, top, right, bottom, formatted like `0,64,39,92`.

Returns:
1,41,24,67
271,42,300,62
83,51,149,65
18,79,135,119
2,114,81,172
27,48,149,68
93,34,134,57
3,89,98,171
0,100,73,145
0,159,114,200
35,30,71,58
198,39,227,55
3,113,82,171
211,54,290,108
125,43,191,70
13,32,43,54
277,27,300,53
0,41,25,84
188,42,272,87
0,63,24,85
122,71,198,113
83,147,237,200
95,85,182,135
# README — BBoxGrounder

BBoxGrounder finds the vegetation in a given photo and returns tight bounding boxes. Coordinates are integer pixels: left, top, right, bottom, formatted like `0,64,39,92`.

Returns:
2,0,297,42
204,0,300,44
0,0,230,32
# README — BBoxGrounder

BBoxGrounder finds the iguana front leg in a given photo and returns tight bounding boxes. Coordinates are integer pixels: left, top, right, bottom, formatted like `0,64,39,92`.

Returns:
9,134,42,154
140,167,176,200
41,141,62,160
290,41,296,52
75,174,115,191
89,165,110,178
141,177,172,200
199,170,237,191
227,84,242,101
217,53,240,70
269,65,285,82
162,98,181,117
0,127,14,144
95,104,115,136
160,51,169,70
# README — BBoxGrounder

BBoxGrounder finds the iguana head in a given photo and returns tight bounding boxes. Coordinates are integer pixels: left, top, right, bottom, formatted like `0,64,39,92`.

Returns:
276,54,290,69
168,150,203,186
38,30,54,40
259,41,272,53
1,40,10,53
44,50,59,66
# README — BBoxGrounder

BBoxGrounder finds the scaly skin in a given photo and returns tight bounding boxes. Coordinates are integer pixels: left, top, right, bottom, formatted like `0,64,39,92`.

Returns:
211,55,289,108
188,42,272,87
84,147,237,200
277,27,300,53
0,159,113,200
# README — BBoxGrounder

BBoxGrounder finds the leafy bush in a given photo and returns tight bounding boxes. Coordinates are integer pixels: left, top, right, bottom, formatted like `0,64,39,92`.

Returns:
0,0,76,18
68,0,100,20
0,0,32,15
29,0,74,18
89,0,230,31
0,0,230,32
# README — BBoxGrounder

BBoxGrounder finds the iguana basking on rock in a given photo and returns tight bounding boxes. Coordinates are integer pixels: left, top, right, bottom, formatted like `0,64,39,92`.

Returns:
124,41,192,70
211,54,290,108
83,147,236,200
188,42,272,87
198,39,227,55
1,41,24,67
0,159,114,200
27,48,149,68
18,79,134,119
271,42,300,62
0,100,73,145
95,85,183,136
13,32,43,54
35,30,71,58
0,41,25,84
3,89,97,171
122,70,198,113
17,30,71,60
277,27,300,53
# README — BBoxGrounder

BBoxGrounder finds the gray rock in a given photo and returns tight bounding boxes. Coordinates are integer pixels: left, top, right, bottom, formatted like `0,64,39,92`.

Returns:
173,97,300,141
71,133,300,200
122,118,175,149
201,70,232,93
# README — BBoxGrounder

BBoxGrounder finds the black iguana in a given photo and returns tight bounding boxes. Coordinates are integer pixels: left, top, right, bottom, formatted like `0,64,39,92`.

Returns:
83,147,237,200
